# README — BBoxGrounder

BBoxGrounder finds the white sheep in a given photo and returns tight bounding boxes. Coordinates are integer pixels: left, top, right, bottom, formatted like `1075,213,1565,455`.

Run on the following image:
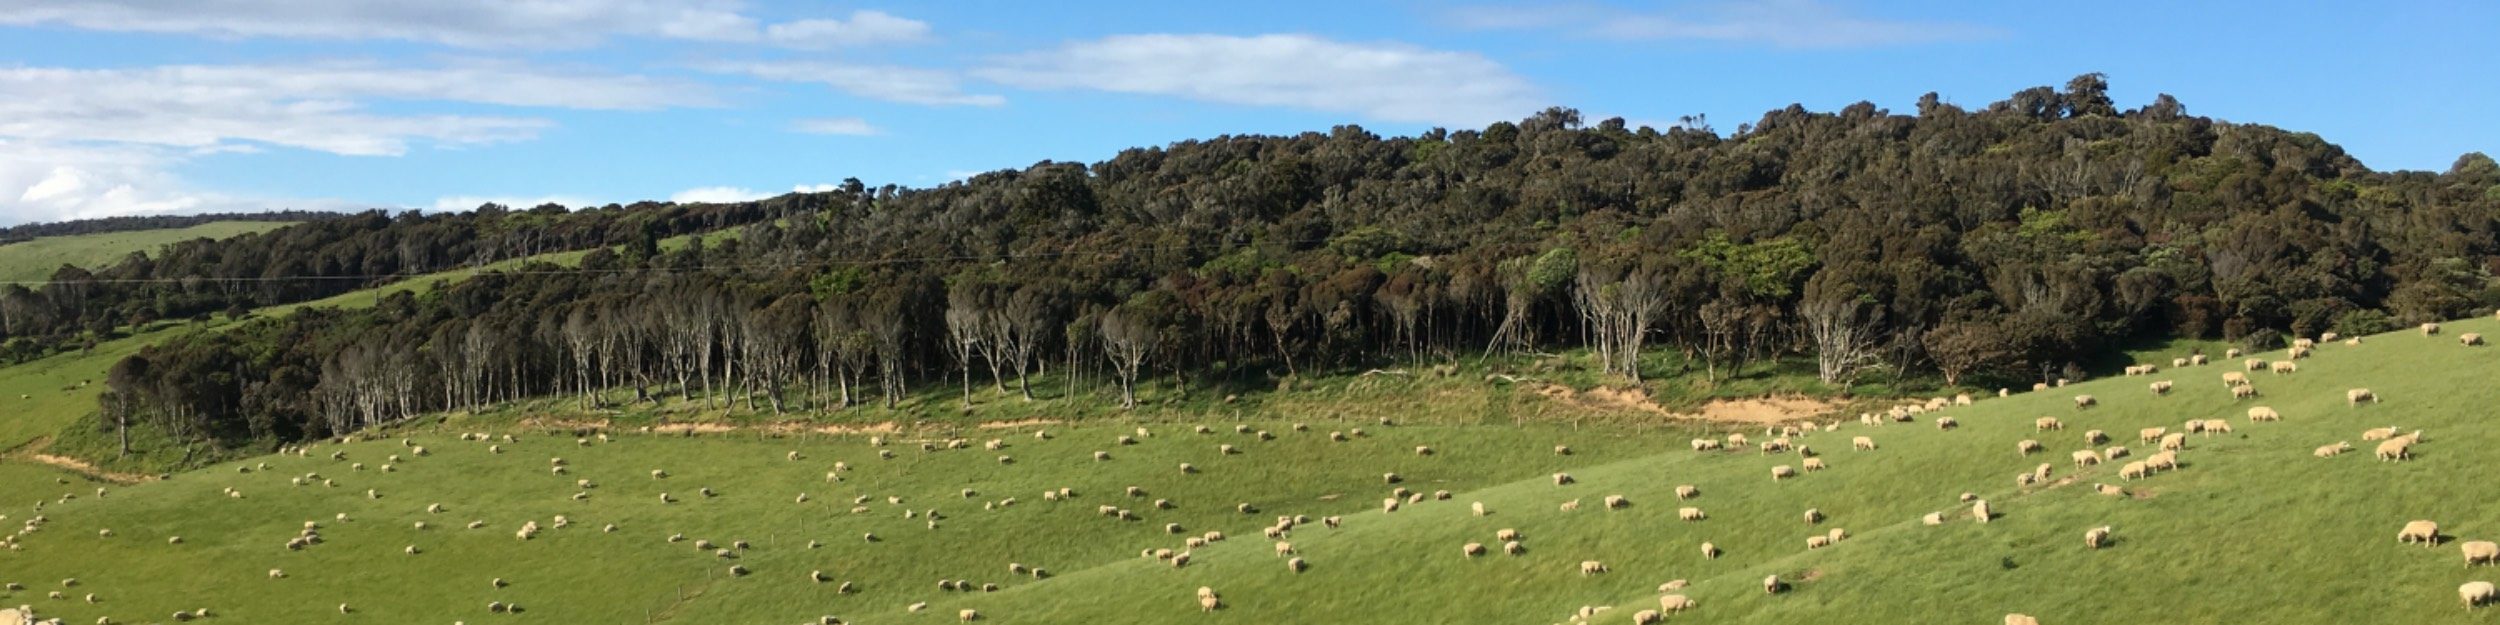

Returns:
2464,540,2499,567
2315,441,2353,458
2402,520,2440,546
2349,388,2379,406
2086,526,2112,549
2464,581,2496,609
1579,560,1607,575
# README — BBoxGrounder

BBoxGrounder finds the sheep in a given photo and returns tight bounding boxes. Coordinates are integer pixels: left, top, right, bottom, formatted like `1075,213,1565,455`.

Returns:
2465,541,2500,567
1414,445,1434,456
1287,556,1308,573
1553,472,1575,485
2349,388,2379,406
2105,446,2129,459
1691,439,1723,451
1170,552,1192,568
1923,512,1944,525
2245,358,2266,371
1828,527,1848,542
2193,354,2210,365
1198,588,1221,612
2376,438,2413,462
2425,322,2443,335
1972,499,1993,523
960,609,980,622
2249,406,2281,422
2017,440,2043,456
1764,574,1783,594
2401,520,2440,546
2006,615,2041,625
1853,436,1875,450
2204,420,2234,435
1633,608,1664,625
2095,483,2126,496
2464,581,2497,609
2171,357,2188,368
2466,333,2487,346
2150,380,2173,395
1771,465,1796,481
2086,525,2113,549
2231,384,2259,400
1802,457,1827,471
1496,528,1521,542
2364,427,2401,441
1472,501,1487,516
2037,416,2065,431
2072,449,2102,467
2072,395,2095,409
1700,542,1720,559
1679,507,1706,521
1661,594,1696,613
1504,540,1524,555
2271,361,2298,374
1803,508,1823,524
1579,560,1608,575
2221,368,2250,384
1936,417,1959,430
1675,485,1699,500
1807,535,1832,549
2161,433,2188,451
2315,441,2353,457
2139,427,2167,443
1178,463,1197,474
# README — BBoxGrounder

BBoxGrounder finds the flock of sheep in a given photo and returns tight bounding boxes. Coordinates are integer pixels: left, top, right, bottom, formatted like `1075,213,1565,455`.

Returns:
6,318,2499,624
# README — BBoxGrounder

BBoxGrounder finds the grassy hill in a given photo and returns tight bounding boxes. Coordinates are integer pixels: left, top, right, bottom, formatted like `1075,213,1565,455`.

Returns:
0,221,293,284
4,317,2499,624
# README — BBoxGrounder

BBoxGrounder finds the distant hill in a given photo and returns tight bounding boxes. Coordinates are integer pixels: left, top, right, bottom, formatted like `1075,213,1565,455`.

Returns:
0,211,330,246
0,221,296,283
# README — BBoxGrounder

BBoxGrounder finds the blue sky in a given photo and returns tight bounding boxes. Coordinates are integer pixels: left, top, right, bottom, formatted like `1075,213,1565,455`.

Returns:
0,0,2491,225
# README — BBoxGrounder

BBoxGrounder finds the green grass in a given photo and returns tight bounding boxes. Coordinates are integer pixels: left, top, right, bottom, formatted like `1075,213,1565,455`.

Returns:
7,318,2500,624
0,221,292,284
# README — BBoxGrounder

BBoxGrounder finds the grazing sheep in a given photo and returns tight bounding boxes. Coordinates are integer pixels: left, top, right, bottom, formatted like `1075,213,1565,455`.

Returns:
2072,449,2102,467
2402,520,2440,546
1691,438,1723,451
2231,384,2259,400
1803,508,1822,524
1497,528,1521,542
1472,501,1487,516
1553,472,1575,485
2465,541,2500,567
2376,438,2414,461
1764,574,1783,594
2349,388,2379,406
2150,380,2173,395
2466,333,2486,346
2095,483,2126,496
1807,535,1831,549
2249,407,2281,422
1463,542,1486,557
1828,527,1848,542
1923,512,1944,525
2081,429,2108,445
2315,442,2354,458
1937,417,1959,430
2365,427,2401,441
2245,358,2266,371
1972,500,1993,523
2161,433,2187,451
1633,608,1664,625
1676,485,1699,500
1504,540,1525,555
1661,594,1696,613
2271,361,2298,374
2018,440,2043,456
1802,458,1827,471
1853,436,1875,450
1579,560,1608,575
1771,465,1796,481
2464,581,2497,609
1679,507,1708,521
1382,498,1401,513
2086,526,2112,549
2072,396,2095,409
2106,446,2129,459
2006,615,2041,625
1170,552,1192,568
2204,420,2235,435
2172,357,2188,368
2424,322,2443,335
2193,354,2210,365
2218,367,2246,383
1414,445,1434,456
2139,427,2166,443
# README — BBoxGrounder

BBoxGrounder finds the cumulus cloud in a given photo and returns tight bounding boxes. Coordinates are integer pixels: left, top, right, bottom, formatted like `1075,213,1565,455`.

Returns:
1445,0,1999,49
666,183,847,204
0,61,712,156
791,117,881,136
0,1,933,49
975,34,1541,126
0,139,357,224
701,61,1004,107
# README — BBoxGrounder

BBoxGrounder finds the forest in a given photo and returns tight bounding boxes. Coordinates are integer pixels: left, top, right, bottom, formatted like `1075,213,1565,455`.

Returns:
68,74,2500,459
0,210,330,246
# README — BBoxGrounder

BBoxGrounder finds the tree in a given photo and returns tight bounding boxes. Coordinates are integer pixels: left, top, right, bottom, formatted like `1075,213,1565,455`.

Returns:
1099,303,1161,410
1572,263,1669,382
1925,321,2013,387
1799,274,1884,385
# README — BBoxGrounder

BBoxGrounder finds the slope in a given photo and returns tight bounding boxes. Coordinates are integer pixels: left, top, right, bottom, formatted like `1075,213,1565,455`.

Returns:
0,221,293,283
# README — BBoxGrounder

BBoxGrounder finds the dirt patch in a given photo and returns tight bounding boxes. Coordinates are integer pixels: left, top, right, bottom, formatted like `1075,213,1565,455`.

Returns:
26,452,152,484
1798,568,1825,582
1579,386,1674,415
517,417,614,431
978,418,1062,430
651,423,740,435
1688,396,1841,424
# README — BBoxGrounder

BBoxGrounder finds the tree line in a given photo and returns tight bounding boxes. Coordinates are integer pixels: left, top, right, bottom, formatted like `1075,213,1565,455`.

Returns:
92,74,2500,460
0,210,335,246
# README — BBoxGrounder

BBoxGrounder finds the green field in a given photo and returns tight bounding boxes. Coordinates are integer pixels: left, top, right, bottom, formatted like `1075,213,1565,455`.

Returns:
5,317,2500,624
0,221,293,284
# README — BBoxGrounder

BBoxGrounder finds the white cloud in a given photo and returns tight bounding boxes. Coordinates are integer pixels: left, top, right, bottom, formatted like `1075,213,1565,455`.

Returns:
791,117,881,136
1445,0,1999,49
702,61,1004,107
766,10,931,49
669,186,768,204
0,61,713,156
975,34,1541,126
0,1,935,49
0,139,355,224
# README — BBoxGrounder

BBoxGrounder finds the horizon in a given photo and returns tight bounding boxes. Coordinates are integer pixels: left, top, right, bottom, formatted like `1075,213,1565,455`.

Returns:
0,0,2494,225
